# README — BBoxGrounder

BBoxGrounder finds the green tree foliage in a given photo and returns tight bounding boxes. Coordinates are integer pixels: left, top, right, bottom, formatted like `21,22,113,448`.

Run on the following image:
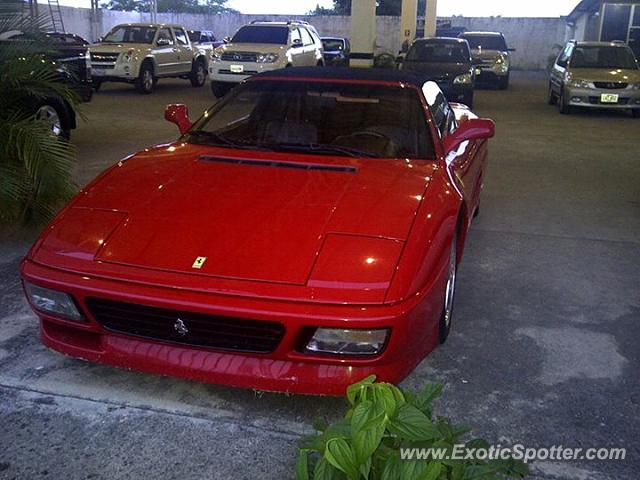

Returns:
296,376,530,480
0,2,79,226
102,0,237,14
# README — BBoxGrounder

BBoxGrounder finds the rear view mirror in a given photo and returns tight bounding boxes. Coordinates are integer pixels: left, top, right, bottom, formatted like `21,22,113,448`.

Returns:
164,104,192,135
292,38,303,48
443,118,495,154
157,37,171,47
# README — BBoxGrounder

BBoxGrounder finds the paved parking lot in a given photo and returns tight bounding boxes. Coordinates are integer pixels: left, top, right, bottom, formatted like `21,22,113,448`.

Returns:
1,72,639,480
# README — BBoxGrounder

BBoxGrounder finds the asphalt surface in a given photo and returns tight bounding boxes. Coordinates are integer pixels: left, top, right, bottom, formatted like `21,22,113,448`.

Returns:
1,72,639,480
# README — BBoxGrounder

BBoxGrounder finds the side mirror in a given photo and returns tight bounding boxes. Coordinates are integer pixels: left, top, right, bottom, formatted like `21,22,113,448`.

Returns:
292,38,303,48
442,118,495,154
507,48,516,52
157,37,171,47
164,104,192,135
223,36,231,44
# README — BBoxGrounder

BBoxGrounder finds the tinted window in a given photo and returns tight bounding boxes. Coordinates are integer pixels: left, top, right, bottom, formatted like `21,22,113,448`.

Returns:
407,41,470,63
174,28,188,45
461,35,507,51
290,28,301,44
322,39,345,51
103,26,156,44
189,80,434,159
300,27,314,46
571,46,638,69
232,26,289,45
187,30,200,43
157,28,174,45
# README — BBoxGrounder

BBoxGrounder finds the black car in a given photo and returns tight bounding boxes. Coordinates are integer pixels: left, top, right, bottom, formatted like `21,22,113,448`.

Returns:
400,37,475,108
0,31,93,138
321,37,350,66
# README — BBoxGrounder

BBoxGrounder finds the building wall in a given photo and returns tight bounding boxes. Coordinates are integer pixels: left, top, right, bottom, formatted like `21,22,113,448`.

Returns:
59,6,567,70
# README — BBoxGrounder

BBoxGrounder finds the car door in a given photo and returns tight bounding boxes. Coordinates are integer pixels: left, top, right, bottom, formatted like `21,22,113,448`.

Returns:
289,28,304,65
550,43,573,94
299,27,318,65
173,27,194,74
153,27,178,75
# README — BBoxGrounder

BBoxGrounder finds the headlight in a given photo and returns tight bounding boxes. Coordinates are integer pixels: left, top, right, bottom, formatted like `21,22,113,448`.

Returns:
495,56,504,65
24,282,84,321
122,49,134,63
454,73,472,84
256,53,279,63
570,79,591,89
305,328,389,356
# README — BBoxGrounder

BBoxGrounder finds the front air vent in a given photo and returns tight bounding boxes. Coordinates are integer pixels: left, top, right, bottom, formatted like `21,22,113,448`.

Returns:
198,156,357,173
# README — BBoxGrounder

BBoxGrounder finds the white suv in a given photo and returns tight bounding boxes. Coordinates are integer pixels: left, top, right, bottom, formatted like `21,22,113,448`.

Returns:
209,21,324,97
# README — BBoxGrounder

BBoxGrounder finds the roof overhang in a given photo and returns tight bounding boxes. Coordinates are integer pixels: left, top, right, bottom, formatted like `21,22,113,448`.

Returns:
567,0,601,23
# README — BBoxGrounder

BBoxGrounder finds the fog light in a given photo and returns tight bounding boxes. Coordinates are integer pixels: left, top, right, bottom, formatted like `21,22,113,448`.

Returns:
24,282,83,321
305,328,389,356
572,97,581,102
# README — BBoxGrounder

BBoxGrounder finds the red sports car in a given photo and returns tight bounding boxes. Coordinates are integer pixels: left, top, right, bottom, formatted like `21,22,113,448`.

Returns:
21,68,495,395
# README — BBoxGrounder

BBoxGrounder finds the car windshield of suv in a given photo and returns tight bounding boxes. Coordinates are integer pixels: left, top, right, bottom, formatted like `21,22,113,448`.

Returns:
322,39,344,51
406,42,470,63
231,26,288,45
571,46,638,69
187,30,201,43
102,26,156,44
462,35,507,51
188,80,434,159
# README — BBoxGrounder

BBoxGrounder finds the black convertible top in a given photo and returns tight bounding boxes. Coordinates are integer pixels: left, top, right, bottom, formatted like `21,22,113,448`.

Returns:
251,67,430,89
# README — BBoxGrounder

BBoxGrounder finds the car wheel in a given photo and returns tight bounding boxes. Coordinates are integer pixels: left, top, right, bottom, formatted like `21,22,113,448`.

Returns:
34,102,70,140
498,74,509,90
93,81,102,92
211,81,231,98
317,59,324,67
135,62,155,94
632,109,640,118
558,86,571,114
190,59,206,87
547,83,558,105
439,233,458,344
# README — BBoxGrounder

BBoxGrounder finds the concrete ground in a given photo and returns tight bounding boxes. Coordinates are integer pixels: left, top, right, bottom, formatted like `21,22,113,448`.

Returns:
1,72,639,480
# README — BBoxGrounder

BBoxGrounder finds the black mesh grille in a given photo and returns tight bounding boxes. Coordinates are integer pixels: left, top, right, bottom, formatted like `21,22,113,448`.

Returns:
594,82,628,90
221,52,258,62
86,298,285,353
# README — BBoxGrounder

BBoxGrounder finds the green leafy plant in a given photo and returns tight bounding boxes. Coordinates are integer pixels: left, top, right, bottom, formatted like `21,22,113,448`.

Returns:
296,376,529,479
0,1,79,227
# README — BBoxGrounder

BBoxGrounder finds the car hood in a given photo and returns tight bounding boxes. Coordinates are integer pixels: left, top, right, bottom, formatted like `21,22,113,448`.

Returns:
34,144,435,302
90,43,149,53
218,43,287,54
402,62,470,80
569,68,640,83
470,49,504,62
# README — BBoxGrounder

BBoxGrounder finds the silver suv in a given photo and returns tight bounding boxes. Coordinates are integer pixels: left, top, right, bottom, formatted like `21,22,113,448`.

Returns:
459,31,514,89
209,21,324,97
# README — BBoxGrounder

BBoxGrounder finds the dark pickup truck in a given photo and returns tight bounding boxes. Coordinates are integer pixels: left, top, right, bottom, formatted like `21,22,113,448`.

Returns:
0,31,93,138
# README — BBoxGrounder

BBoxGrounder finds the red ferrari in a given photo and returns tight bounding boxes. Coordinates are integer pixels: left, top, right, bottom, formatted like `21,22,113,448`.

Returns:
21,68,494,395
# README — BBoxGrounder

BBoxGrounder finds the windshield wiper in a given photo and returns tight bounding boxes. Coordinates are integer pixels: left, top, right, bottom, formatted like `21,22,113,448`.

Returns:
266,143,378,158
188,131,272,151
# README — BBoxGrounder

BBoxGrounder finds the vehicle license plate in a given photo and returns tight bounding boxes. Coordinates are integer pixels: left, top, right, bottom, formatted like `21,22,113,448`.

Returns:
230,64,244,73
600,93,619,103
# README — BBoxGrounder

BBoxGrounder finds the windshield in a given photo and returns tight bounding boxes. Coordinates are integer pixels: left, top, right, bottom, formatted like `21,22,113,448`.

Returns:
571,46,638,69
322,39,344,51
188,80,434,159
102,26,156,44
187,30,200,43
406,42,470,63
461,35,507,51
232,26,288,45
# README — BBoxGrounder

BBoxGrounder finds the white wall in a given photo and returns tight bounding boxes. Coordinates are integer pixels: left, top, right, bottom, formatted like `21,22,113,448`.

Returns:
60,6,567,70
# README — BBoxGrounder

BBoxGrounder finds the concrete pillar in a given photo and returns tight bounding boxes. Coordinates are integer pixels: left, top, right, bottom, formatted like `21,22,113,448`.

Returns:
399,0,418,54
424,0,437,37
349,0,377,68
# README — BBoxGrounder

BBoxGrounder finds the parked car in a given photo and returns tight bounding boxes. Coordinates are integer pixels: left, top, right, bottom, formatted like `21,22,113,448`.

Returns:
549,40,640,116
321,37,350,66
459,31,514,89
21,67,495,395
0,30,92,138
90,23,209,94
208,20,325,98
187,29,223,49
400,37,476,108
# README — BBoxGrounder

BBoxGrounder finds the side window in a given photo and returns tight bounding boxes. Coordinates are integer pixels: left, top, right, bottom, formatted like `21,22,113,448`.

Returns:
174,28,188,45
300,27,314,46
430,93,457,138
157,28,174,45
557,44,572,67
290,28,302,45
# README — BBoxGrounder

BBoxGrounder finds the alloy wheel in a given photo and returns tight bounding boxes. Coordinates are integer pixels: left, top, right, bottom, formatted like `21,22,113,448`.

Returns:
35,105,62,136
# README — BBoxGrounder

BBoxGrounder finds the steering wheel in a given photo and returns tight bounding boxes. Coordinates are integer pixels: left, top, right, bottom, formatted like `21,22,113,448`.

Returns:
346,130,388,140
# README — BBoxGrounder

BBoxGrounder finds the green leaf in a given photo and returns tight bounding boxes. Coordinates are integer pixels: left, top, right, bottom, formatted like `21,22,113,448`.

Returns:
351,400,386,465
380,453,401,480
413,383,443,415
295,449,310,480
325,438,360,480
388,404,441,442
314,456,343,480
417,461,442,480
347,375,376,405
313,417,329,432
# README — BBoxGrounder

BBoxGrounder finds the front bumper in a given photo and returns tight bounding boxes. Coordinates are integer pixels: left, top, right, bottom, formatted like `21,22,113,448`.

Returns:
21,259,446,396
438,83,473,103
92,63,138,83
208,61,284,84
565,86,640,109
475,65,509,83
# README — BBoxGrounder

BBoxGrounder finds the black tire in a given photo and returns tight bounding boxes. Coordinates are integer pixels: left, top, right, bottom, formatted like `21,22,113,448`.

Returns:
93,81,102,92
135,61,155,94
462,91,474,109
190,59,207,87
498,74,509,90
439,232,458,344
34,101,71,140
211,81,231,98
558,86,571,115
317,60,324,67
547,83,558,105
632,109,640,118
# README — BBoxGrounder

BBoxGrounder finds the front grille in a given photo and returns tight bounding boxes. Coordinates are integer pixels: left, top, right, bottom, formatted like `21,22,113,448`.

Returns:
221,51,258,62
218,68,258,75
594,82,628,90
87,298,285,353
90,52,119,68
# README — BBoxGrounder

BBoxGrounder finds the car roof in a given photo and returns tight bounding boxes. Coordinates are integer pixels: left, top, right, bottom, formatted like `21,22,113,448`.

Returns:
573,41,630,48
250,66,431,89
415,37,468,44
321,37,346,41
460,31,503,37
114,23,184,28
